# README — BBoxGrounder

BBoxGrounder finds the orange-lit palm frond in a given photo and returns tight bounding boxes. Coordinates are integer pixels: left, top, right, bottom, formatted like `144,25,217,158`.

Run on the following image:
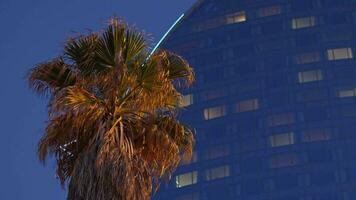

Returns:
28,58,76,96
28,18,195,200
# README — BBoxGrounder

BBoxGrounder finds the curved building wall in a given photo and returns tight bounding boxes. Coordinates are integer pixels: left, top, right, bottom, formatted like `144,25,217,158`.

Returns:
155,0,356,199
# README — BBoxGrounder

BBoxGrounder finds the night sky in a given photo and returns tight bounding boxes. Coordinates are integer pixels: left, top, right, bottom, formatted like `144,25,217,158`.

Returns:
0,1,195,199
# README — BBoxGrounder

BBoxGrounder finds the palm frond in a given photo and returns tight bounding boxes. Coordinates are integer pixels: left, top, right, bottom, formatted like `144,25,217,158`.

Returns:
64,34,99,75
28,58,76,96
29,17,195,200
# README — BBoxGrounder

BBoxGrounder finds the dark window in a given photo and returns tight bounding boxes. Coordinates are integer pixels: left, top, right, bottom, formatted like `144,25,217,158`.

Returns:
260,20,284,35
291,0,318,11
308,148,332,163
236,60,256,76
264,54,287,71
234,44,254,57
303,108,328,121
324,13,349,24
275,174,298,190
322,0,348,7
270,154,298,168
323,30,352,42
303,128,331,142
295,33,318,47
267,113,294,127
242,179,264,195
266,72,288,88
241,157,263,173
310,171,335,185
297,88,328,102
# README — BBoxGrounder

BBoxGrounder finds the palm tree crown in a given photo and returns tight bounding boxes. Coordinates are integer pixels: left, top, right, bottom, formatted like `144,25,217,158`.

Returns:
28,18,195,200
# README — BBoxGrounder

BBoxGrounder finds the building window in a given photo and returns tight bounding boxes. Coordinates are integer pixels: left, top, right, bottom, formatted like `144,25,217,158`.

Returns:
270,132,295,147
298,88,328,102
204,145,230,160
267,113,294,127
193,18,222,32
193,11,246,32
327,47,353,60
204,106,227,120
298,69,323,83
258,5,281,17
294,51,320,64
226,11,246,24
176,171,198,188
205,165,230,181
339,88,356,98
270,154,298,168
303,128,331,142
201,88,227,101
180,151,198,165
236,98,259,113
175,193,199,200
181,94,193,107
292,16,316,29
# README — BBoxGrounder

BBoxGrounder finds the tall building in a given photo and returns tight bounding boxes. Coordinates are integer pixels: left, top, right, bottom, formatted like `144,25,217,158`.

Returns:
155,0,356,199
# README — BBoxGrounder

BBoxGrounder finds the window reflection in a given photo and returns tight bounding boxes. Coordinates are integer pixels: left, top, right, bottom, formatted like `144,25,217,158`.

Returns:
267,113,294,127
270,154,298,168
181,94,193,107
292,16,316,29
204,106,227,120
204,145,230,160
270,132,295,147
294,51,320,64
327,47,353,60
339,88,356,98
235,98,259,113
176,171,198,188
226,11,246,24
205,165,230,181
298,70,323,83
303,128,331,142
257,5,281,17
193,11,246,32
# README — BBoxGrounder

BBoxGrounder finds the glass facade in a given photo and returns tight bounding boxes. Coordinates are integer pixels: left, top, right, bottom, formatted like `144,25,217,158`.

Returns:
155,0,356,199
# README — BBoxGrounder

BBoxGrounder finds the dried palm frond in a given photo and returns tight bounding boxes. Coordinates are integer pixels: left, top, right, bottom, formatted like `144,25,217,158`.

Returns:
28,18,195,200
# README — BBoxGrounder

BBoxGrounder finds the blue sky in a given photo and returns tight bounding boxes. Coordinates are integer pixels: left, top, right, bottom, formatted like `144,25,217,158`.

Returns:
0,0,195,199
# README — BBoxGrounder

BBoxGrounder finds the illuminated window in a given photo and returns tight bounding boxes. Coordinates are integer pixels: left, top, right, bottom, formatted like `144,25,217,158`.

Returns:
204,145,230,160
303,129,331,142
267,113,294,127
226,11,246,24
176,171,198,188
181,94,193,107
204,106,226,120
180,151,198,165
270,132,295,147
236,98,259,113
258,5,281,17
205,165,230,181
294,52,320,64
270,154,298,168
292,16,316,29
298,70,323,83
327,47,353,60
175,193,199,200
193,11,246,32
339,88,356,97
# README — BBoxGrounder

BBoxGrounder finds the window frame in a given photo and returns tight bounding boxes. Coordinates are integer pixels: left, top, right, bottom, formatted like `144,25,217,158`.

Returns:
176,171,198,188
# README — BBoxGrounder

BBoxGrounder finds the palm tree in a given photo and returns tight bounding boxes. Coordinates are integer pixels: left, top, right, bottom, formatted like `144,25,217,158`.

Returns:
28,18,195,200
